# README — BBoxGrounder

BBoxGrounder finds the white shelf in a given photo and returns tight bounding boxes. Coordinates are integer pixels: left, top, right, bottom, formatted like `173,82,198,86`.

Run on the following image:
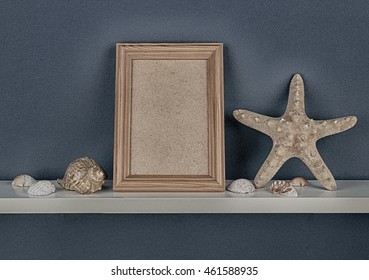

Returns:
1,180,369,213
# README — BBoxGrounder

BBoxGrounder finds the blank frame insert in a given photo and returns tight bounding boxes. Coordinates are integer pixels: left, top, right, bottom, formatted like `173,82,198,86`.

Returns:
131,60,209,176
114,44,224,192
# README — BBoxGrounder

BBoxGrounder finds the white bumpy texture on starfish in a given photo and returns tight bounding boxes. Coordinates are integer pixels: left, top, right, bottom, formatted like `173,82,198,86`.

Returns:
233,74,357,190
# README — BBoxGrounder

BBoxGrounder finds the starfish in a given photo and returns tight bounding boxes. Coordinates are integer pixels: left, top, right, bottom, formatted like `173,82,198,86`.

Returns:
233,74,357,190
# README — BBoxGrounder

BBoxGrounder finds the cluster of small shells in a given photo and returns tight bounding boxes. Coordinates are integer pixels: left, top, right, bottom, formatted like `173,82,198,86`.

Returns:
11,157,106,196
270,180,298,197
227,179,255,194
227,177,309,196
12,175,55,196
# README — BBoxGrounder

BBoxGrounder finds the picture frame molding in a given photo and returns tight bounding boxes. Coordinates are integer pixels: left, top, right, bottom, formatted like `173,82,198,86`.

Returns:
114,43,224,192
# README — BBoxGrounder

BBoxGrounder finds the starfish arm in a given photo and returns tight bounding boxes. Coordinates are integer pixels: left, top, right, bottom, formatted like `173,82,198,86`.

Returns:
254,145,290,188
233,109,279,136
284,74,306,116
299,147,337,190
313,116,357,139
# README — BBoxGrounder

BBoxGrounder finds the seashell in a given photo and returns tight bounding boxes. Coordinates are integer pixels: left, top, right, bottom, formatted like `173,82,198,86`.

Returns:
227,179,255,194
290,176,309,187
57,156,107,194
12,175,37,187
28,180,56,196
270,180,298,197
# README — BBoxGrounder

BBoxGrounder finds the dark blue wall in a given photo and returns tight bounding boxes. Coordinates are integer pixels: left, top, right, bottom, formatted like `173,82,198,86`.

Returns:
1,0,369,259
2,214,369,260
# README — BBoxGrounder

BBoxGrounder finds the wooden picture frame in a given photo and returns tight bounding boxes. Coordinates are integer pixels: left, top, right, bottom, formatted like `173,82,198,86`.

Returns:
114,43,224,192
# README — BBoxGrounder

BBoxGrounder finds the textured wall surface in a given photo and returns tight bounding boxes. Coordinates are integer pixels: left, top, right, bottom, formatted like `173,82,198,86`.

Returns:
1,0,369,259
1,214,369,260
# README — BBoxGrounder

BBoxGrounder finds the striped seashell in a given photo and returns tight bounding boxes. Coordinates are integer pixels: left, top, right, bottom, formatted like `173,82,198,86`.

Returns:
28,180,56,196
227,179,255,194
270,180,298,197
290,177,309,187
12,175,37,187
57,156,107,194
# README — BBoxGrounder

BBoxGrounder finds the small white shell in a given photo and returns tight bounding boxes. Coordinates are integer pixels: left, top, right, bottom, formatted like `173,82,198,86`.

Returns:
290,177,309,187
270,180,298,197
12,175,37,187
28,181,56,196
227,179,255,194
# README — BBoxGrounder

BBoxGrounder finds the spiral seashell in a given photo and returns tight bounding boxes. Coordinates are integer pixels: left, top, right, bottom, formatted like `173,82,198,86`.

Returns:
57,156,107,194
270,180,298,197
12,175,37,188
290,177,309,187
28,180,56,196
